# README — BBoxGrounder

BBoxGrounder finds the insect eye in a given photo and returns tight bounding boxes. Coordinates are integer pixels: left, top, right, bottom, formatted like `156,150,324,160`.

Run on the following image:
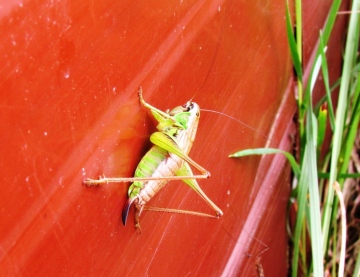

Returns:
183,101,193,111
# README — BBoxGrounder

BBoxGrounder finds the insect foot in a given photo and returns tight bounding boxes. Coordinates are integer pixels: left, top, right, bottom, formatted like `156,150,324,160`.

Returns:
83,175,107,186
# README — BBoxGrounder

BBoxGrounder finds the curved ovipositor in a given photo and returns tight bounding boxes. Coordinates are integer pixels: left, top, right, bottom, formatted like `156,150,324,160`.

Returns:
122,197,135,225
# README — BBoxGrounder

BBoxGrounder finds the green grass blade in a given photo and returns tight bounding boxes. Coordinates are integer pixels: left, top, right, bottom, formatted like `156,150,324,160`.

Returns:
339,75,360,178
353,248,360,277
291,179,307,277
286,1,302,81
319,0,342,44
304,111,323,277
322,0,360,256
319,31,335,130
229,148,300,179
318,172,360,179
303,0,342,107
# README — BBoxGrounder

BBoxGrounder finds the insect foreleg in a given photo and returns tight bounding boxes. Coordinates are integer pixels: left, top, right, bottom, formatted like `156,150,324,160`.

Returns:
138,87,175,122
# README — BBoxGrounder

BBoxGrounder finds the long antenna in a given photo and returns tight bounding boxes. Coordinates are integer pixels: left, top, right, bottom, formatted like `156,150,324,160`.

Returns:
191,2,228,100
201,108,275,144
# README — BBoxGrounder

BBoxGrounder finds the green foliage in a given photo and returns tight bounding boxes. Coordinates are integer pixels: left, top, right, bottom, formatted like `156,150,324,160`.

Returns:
230,0,360,276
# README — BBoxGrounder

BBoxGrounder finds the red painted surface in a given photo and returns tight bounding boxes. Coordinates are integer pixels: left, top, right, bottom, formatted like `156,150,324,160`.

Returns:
0,0,345,276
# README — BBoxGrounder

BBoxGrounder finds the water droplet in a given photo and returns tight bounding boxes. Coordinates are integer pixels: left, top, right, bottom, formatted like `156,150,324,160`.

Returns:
63,71,70,79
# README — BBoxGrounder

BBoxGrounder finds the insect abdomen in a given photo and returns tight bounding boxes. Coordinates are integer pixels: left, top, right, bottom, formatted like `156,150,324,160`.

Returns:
127,145,182,201
134,146,168,178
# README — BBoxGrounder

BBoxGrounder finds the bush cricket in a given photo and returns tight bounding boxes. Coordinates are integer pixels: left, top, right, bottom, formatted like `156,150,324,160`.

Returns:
84,87,223,232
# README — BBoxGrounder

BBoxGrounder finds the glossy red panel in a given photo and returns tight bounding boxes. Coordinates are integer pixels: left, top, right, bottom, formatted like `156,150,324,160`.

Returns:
0,0,344,276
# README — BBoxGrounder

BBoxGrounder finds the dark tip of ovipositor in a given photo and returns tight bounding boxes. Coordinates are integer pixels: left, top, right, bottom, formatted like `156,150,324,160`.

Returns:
121,198,134,226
